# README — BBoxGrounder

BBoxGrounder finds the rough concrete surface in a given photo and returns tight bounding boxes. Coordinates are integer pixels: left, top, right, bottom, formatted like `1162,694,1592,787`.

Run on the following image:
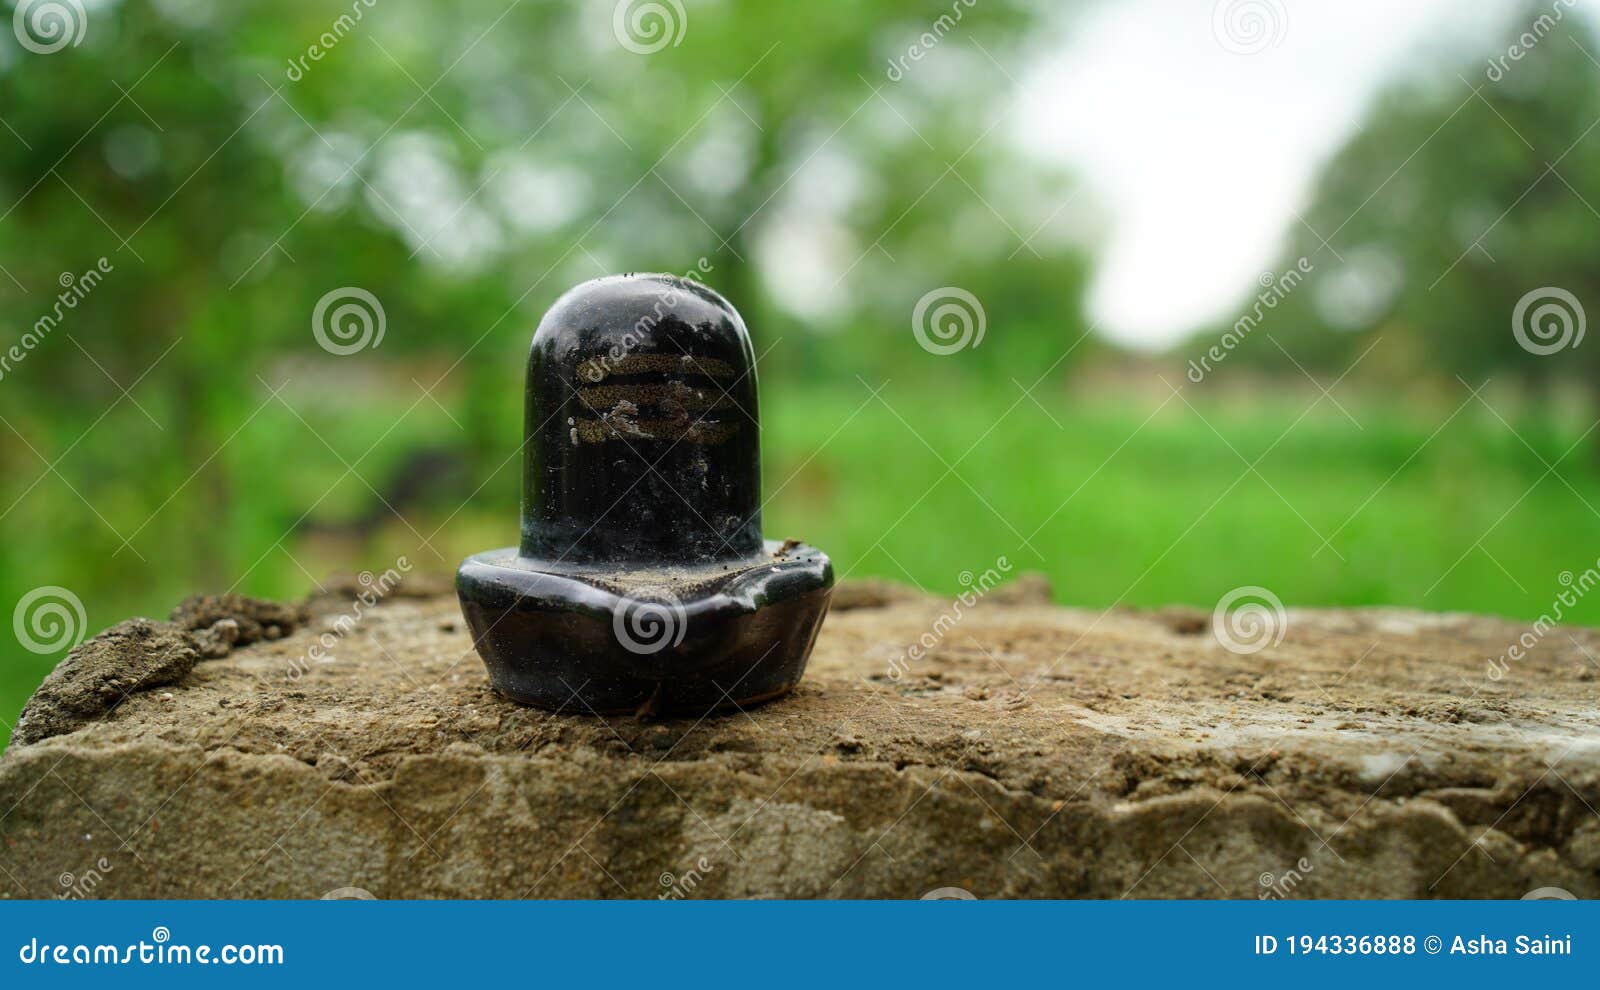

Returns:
2,574,1598,899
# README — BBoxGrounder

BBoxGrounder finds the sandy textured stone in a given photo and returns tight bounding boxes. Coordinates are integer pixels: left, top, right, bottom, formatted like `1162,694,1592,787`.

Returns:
10,619,202,746
2,576,1597,900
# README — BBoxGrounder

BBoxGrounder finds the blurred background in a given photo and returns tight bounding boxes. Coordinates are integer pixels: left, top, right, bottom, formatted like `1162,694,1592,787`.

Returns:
3,0,1600,742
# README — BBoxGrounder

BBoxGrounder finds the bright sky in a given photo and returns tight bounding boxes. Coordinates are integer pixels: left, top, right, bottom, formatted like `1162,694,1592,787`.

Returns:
1014,0,1537,349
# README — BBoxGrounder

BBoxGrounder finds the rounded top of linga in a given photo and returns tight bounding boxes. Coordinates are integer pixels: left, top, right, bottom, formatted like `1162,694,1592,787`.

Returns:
522,274,761,565
457,274,833,717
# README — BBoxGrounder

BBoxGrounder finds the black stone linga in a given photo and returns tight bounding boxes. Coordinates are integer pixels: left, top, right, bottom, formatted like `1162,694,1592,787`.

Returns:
456,274,833,716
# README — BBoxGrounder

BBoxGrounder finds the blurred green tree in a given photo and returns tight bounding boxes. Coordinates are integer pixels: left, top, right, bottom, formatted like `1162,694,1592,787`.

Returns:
1181,1,1600,398
0,0,1084,657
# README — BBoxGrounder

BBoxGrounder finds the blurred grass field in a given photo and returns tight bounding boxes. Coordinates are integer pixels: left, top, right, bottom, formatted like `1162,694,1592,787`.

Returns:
5,374,1598,747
